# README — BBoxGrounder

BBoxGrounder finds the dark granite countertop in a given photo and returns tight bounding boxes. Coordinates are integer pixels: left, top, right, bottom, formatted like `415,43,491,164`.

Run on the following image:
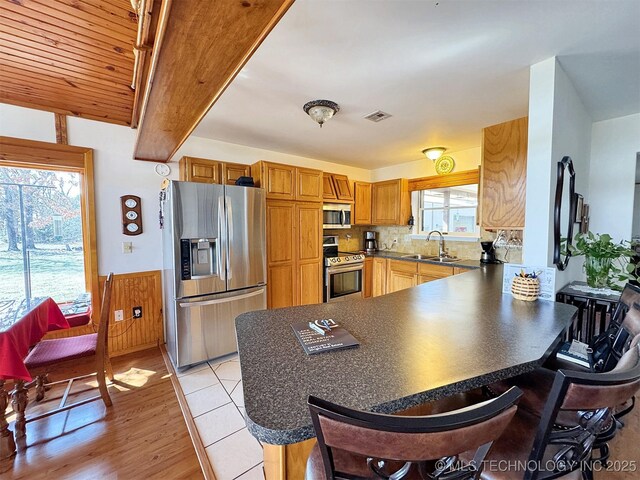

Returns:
236,265,577,445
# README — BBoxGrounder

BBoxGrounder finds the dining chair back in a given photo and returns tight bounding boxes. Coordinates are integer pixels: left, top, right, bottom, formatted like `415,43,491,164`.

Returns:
306,387,522,480
599,283,640,372
524,345,640,480
21,273,115,427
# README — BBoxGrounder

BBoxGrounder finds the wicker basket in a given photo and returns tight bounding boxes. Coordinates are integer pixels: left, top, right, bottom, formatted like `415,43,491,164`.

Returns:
511,276,540,301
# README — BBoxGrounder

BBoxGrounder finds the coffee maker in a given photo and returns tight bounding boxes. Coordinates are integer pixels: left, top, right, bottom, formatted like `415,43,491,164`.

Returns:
364,231,378,253
480,241,499,264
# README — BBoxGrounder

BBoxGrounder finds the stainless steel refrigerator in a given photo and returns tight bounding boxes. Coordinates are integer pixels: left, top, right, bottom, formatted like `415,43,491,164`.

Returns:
162,181,266,368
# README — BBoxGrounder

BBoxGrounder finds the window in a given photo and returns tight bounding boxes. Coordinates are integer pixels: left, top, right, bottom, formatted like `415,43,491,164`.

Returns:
0,137,98,315
0,166,85,304
414,184,479,237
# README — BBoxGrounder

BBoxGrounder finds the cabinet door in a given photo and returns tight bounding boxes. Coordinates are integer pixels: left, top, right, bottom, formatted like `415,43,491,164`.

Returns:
363,257,373,298
332,174,354,202
296,167,323,202
296,203,322,305
354,182,372,225
323,173,338,200
481,117,528,229
372,257,387,297
262,162,296,200
179,156,221,183
418,263,454,279
222,162,251,185
266,202,296,308
387,260,418,293
371,179,409,225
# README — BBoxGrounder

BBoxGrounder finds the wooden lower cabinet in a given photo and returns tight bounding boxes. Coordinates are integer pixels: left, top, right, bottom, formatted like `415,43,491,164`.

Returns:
372,257,388,297
264,439,316,480
268,264,296,309
363,257,373,298
417,263,454,284
387,260,418,293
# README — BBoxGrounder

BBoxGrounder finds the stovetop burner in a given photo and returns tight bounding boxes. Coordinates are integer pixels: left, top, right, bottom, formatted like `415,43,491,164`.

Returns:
324,251,365,266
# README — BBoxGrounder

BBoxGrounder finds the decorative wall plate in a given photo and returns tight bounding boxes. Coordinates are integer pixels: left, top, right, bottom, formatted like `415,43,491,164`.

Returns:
435,155,455,175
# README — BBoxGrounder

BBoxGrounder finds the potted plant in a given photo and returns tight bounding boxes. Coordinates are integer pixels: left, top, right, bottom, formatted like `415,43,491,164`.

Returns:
567,232,638,289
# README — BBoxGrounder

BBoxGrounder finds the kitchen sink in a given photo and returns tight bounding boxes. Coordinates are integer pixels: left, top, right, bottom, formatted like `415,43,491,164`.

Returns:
401,254,460,263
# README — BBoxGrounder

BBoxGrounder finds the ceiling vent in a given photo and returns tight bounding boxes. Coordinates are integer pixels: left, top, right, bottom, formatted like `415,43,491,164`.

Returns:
364,110,392,122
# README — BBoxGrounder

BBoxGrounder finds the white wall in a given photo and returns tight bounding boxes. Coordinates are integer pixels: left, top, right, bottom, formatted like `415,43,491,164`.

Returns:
588,114,640,242
633,183,640,239
371,147,480,182
0,104,373,276
523,57,593,287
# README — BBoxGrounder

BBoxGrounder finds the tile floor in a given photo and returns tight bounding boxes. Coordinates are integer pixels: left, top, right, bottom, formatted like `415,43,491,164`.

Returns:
176,353,262,480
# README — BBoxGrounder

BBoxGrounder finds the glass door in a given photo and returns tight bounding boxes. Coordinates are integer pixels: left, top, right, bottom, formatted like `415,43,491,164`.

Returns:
0,166,85,318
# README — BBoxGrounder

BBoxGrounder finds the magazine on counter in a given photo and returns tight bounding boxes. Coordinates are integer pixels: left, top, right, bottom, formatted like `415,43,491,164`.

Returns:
291,319,360,355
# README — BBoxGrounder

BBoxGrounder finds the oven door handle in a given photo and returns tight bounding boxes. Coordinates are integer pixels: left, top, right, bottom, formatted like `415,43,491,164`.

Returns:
326,264,364,274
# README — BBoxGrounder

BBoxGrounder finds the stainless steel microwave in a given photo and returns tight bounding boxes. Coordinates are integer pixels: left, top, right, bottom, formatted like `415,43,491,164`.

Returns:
323,203,351,229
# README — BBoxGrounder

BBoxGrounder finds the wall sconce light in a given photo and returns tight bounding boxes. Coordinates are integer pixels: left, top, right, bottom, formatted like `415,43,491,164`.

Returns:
422,147,446,161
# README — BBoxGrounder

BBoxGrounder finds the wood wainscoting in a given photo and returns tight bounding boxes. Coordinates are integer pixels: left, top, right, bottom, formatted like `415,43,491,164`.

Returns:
45,270,164,357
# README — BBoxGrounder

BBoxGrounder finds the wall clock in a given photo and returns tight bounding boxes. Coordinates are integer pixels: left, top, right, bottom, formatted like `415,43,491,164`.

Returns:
154,163,171,177
121,195,143,236
435,155,455,175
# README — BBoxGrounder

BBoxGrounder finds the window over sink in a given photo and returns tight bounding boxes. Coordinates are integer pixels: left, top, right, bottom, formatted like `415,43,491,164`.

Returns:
412,184,480,238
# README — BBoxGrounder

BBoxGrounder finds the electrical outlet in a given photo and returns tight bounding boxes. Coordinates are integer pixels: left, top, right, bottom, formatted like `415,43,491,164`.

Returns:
114,310,124,322
122,242,133,254
133,306,142,319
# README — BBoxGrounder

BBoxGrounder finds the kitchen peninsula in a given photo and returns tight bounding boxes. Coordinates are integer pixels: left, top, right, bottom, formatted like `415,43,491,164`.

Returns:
235,265,578,480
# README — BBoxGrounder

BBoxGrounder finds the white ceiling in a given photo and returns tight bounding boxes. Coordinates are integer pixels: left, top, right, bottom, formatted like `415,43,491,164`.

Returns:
193,0,640,169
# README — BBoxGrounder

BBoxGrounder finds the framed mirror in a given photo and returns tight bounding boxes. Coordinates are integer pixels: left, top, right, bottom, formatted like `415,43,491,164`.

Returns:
553,156,578,271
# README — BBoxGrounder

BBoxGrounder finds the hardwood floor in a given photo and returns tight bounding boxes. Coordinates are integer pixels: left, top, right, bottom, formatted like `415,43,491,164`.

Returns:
1,347,203,480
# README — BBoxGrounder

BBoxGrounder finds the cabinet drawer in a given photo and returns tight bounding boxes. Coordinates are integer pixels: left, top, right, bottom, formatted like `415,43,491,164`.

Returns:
418,263,454,278
388,259,418,274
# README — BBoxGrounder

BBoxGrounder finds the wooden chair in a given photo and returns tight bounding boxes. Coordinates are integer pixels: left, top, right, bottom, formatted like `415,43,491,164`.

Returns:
481,344,640,480
16,273,115,436
305,387,522,480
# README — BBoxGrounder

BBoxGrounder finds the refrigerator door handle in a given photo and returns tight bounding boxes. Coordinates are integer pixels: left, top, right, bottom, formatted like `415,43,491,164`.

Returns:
179,288,265,308
218,196,226,282
227,195,233,280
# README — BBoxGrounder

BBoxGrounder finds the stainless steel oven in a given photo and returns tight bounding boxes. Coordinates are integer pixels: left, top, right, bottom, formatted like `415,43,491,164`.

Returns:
323,203,351,229
325,262,363,302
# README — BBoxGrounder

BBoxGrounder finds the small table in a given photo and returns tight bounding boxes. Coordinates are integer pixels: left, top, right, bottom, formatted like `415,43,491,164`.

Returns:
0,298,70,458
556,281,621,343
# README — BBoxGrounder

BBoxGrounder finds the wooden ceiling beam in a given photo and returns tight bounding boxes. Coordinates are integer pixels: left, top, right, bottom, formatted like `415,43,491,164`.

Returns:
133,0,295,162
54,113,68,145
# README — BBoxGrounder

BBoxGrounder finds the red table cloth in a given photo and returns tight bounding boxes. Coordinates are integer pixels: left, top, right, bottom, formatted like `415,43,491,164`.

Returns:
0,298,69,381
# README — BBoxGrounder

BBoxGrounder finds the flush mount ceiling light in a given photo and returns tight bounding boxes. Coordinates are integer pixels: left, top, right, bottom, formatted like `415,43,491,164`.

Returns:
303,100,339,128
422,147,447,161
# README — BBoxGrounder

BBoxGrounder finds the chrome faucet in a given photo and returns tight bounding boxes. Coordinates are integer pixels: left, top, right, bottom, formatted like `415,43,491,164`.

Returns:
426,230,447,258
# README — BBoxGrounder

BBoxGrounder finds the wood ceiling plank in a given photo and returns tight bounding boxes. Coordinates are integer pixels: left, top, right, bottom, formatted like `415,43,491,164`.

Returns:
0,92,131,125
0,37,133,79
48,0,138,33
0,51,134,91
0,14,135,61
9,0,137,43
0,3,134,54
0,64,133,100
0,27,133,71
134,0,295,162
1,80,133,114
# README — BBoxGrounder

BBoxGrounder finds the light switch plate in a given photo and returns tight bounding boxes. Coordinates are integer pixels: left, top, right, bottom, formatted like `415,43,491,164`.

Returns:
122,241,133,254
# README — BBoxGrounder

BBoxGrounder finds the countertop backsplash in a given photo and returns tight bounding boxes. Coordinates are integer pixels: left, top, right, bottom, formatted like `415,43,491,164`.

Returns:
324,225,523,264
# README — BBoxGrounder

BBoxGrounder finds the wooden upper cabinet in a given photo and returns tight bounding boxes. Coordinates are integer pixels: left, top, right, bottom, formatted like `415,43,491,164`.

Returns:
354,181,372,225
222,162,251,185
332,174,354,202
481,117,528,230
253,161,321,202
371,179,410,225
179,156,222,183
323,173,338,200
296,167,323,202
256,162,296,200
